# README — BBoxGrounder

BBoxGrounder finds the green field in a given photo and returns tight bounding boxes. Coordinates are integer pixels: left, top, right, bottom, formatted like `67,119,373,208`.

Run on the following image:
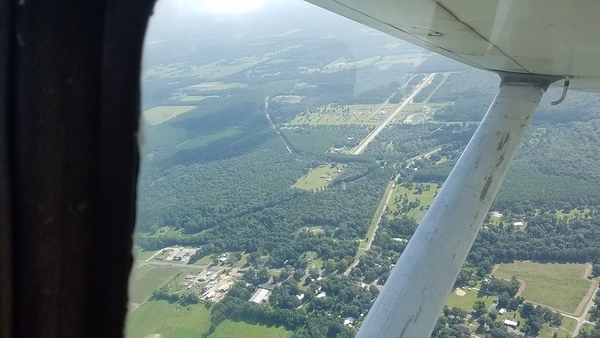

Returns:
134,248,158,261
144,56,268,80
555,207,591,220
172,94,220,102
126,300,212,338
494,261,593,314
537,316,577,338
288,103,397,126
292,164,341,191
209,320,292,338
387,183,438,222
322,56,381,73
445,288,494,310
143,106,196,125
129,265,183,304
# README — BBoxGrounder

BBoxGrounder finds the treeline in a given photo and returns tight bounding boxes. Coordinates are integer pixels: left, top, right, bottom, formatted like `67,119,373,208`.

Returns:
468,212,600,276
207,275,380,338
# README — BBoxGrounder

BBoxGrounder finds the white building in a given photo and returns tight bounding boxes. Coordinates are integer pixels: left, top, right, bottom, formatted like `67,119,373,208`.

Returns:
503,319,518,328
249,288,269,304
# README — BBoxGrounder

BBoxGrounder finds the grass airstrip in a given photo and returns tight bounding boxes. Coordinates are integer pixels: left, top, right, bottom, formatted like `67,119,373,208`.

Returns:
494,261,594,314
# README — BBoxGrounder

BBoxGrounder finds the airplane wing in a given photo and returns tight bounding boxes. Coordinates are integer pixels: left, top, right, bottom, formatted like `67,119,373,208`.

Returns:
303,1,600,337
306,0,600,92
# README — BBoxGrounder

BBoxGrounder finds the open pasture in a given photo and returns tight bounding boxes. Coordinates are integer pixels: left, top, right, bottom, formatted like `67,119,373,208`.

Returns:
292,163,341,192
494,261,594,314
129,265,182,304
387,183,438,222
126,301,212,338
210,320,292,338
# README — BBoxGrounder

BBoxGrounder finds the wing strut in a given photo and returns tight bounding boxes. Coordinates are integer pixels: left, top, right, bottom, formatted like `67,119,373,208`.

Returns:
357,73,560,338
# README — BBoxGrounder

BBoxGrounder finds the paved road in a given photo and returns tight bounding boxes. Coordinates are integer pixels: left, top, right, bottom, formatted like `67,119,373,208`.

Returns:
352,73,436,155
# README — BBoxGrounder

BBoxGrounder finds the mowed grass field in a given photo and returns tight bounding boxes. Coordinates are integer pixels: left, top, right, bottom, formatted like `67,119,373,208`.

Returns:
445,288,494,310
494,261,593,314
126,300,212,338
537,316,577,338
129,265,182,304
143,106,196,125
292,164,341,191
209,320,293,338
288,104,397,126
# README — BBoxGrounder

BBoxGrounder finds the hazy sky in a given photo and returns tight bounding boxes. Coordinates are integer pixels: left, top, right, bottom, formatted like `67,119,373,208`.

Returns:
145,0,338,41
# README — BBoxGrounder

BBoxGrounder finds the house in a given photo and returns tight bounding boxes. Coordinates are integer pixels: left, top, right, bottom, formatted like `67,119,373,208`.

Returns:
513,221,524,227
453,324,472,335
316,291,326,298
296,294,305,300
503,319,518,328
499,308,507,314
344,317,355,326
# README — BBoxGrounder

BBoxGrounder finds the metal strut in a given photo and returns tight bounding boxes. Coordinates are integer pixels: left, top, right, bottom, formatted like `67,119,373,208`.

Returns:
356,73,560,338
551,76,571,105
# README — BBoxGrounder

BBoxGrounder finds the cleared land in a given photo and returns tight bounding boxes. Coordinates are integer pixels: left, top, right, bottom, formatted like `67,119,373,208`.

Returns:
143,106,196,125
134,248,158,261
555,207,591,220
494,261,594,314
125,300,212,338
322,56,381,72
445,288,494,310
183,82,246,91
144,56,268,80
539,316,577,338
209,320,292,338
387,183,439,222
129,265,182,304
272,95,304,103
292,164,341,191
288,103,397,126
374,53,430,70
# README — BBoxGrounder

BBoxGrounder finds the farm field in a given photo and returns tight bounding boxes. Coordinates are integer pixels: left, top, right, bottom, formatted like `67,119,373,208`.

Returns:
292,163,341,191
494,261,594,314
387,183,439,222
209,320,293,338
288,103,397,126
129,265,182,304
126,300,212,338
143,106,196,125
144,56,269,80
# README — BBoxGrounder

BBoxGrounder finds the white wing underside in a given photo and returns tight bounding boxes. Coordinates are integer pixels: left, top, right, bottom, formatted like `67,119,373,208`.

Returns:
306,0,600,92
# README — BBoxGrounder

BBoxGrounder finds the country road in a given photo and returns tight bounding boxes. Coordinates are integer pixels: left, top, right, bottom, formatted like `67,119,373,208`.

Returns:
571,284,598,337
352,73,436,155
344,145,441,275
